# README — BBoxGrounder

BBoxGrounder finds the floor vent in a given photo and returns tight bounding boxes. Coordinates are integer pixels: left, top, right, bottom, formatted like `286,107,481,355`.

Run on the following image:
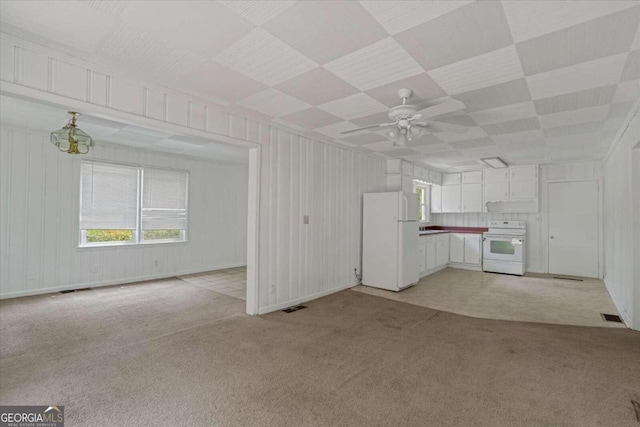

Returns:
552,276,584,281
59,288,92,294
600,313,623,323
283,304,307,313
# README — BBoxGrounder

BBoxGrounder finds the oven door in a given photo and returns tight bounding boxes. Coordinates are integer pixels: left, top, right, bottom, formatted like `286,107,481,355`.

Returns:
483,235,524,262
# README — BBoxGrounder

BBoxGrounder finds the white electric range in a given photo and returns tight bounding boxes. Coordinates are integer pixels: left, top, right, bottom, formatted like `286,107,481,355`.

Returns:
482,220,526,276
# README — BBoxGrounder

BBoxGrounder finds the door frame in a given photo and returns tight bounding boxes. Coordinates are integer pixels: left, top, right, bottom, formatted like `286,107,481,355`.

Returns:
546,178,603,278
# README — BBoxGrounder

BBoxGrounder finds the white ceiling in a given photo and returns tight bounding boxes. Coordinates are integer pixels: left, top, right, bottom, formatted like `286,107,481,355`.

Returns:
0,95,249,164
1,1,639,172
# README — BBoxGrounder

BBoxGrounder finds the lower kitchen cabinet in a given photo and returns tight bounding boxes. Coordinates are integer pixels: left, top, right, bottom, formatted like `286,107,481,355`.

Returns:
449,233,483,269
419,234,450,278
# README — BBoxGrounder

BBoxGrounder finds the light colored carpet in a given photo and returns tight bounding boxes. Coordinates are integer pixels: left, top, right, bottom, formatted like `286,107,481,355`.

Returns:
1,280,639,426
354,268,625,328
178,266,246,300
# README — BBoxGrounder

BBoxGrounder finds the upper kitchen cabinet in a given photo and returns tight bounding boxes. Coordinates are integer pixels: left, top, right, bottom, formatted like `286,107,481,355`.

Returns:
441,184,461,213
431,185,442,213
485,165,539,213
461,171,483,212
442,173,461,185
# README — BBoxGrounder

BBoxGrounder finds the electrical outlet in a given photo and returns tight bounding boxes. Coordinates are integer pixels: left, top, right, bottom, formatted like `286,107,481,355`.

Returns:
303,215,309,225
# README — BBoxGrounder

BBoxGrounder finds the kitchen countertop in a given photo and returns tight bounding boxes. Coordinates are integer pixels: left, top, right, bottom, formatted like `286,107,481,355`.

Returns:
419,226,489,236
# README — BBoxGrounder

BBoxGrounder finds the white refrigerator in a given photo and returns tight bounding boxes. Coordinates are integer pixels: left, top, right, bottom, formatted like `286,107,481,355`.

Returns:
362,191,419,291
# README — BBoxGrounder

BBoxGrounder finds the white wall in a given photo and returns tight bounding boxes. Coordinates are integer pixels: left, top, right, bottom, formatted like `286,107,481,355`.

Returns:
0,35,388,312
603,105,640,329
432,162,604,274
0,127,248,298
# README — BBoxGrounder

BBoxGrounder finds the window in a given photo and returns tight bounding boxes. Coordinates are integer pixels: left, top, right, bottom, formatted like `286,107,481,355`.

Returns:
80,161,188,247
414,182,430,222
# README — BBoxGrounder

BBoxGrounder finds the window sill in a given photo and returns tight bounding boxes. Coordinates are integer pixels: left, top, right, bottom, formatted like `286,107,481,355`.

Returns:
77,240,189,250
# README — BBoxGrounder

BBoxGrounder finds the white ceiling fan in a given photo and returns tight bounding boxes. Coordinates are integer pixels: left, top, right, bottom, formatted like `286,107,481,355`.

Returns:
341,89,469,145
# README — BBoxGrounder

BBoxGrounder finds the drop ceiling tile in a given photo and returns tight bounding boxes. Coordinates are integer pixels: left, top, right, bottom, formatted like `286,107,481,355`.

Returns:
262,1,387,65
339,133,387,146
497,139,547,152
360,140,397,152
461,146,505,158
237,88,310,118
279,108,342,129
118,1,254,57
317,93,388,121
181,61,266,104
526,53,628,99
608,101,634,118
428,46,524,95
483,117,541,136
0,1,120,53
324,38,424,91
602,117,626,132
275,67,359,106
538,105,610,128
82,0,129,17
218,1,296,26
621,49,640,81
434,127,489,142
394,1,513,70
543,121,604,138
502,1,638,43
92,24,206,86
360,1,472,35
215,29,318,86
430,112,478,127
491,129,545,145
469,101,537,125
545,132,600,148
448,137,496,150
533,85,616,115
350,111,392,128
516,7,640,77
365,73,446,108
453,79,532,113
612,80,640,103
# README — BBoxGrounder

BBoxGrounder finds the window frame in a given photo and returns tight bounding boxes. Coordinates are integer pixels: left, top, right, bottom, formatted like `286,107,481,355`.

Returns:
414,181,431,223
78,161,189,248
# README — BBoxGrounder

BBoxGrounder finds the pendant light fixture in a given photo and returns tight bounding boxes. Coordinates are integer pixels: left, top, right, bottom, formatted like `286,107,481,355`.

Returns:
50,111,93,154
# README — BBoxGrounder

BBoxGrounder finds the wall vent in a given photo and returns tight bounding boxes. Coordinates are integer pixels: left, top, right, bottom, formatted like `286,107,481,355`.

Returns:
283,304,307,313
59,288,92,294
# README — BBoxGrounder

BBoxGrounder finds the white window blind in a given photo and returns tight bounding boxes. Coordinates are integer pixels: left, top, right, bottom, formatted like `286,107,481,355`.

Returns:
141,168,188,231
80,162,138,230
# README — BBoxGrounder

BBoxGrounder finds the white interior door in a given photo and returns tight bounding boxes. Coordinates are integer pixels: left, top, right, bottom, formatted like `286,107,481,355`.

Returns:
548,181,599,278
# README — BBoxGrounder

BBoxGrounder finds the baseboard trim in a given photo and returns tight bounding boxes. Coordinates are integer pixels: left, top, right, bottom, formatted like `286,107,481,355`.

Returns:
603,277,633,328
420,265,447,278
257,281,357,315
448,263,482,272
0,263,246,300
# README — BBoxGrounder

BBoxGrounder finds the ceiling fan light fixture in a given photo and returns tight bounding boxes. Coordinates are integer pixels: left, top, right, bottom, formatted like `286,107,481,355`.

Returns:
50,112,93,154
481,157,508,168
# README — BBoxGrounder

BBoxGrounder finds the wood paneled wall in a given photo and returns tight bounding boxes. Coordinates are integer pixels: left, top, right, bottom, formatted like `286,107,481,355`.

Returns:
0,128,249,298
0,35,388,311
433,162,604,274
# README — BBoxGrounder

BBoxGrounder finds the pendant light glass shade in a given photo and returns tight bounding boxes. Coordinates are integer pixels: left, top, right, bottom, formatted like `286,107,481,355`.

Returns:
50,112,93,154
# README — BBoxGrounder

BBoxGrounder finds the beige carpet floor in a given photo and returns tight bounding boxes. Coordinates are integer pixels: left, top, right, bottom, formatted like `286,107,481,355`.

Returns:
354,268,625,328
1,279,639,426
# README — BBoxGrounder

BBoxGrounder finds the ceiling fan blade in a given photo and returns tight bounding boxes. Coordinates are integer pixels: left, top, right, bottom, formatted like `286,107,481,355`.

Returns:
417,99,466,119
426,121,469,134
340,122,396,135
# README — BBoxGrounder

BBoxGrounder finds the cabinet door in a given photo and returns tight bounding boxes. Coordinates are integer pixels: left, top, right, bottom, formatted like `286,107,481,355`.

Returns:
449,233,465,263
436,234,449,266
418,237,427,274
510,165,537,181
484,168,509,183
511,180,537,199
442,173,461,185
463,235,481,265
462,183,483,212
441,185,461,212
484,181,509,202
426,236,437,270
431,185,442,213
462,171,483,183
